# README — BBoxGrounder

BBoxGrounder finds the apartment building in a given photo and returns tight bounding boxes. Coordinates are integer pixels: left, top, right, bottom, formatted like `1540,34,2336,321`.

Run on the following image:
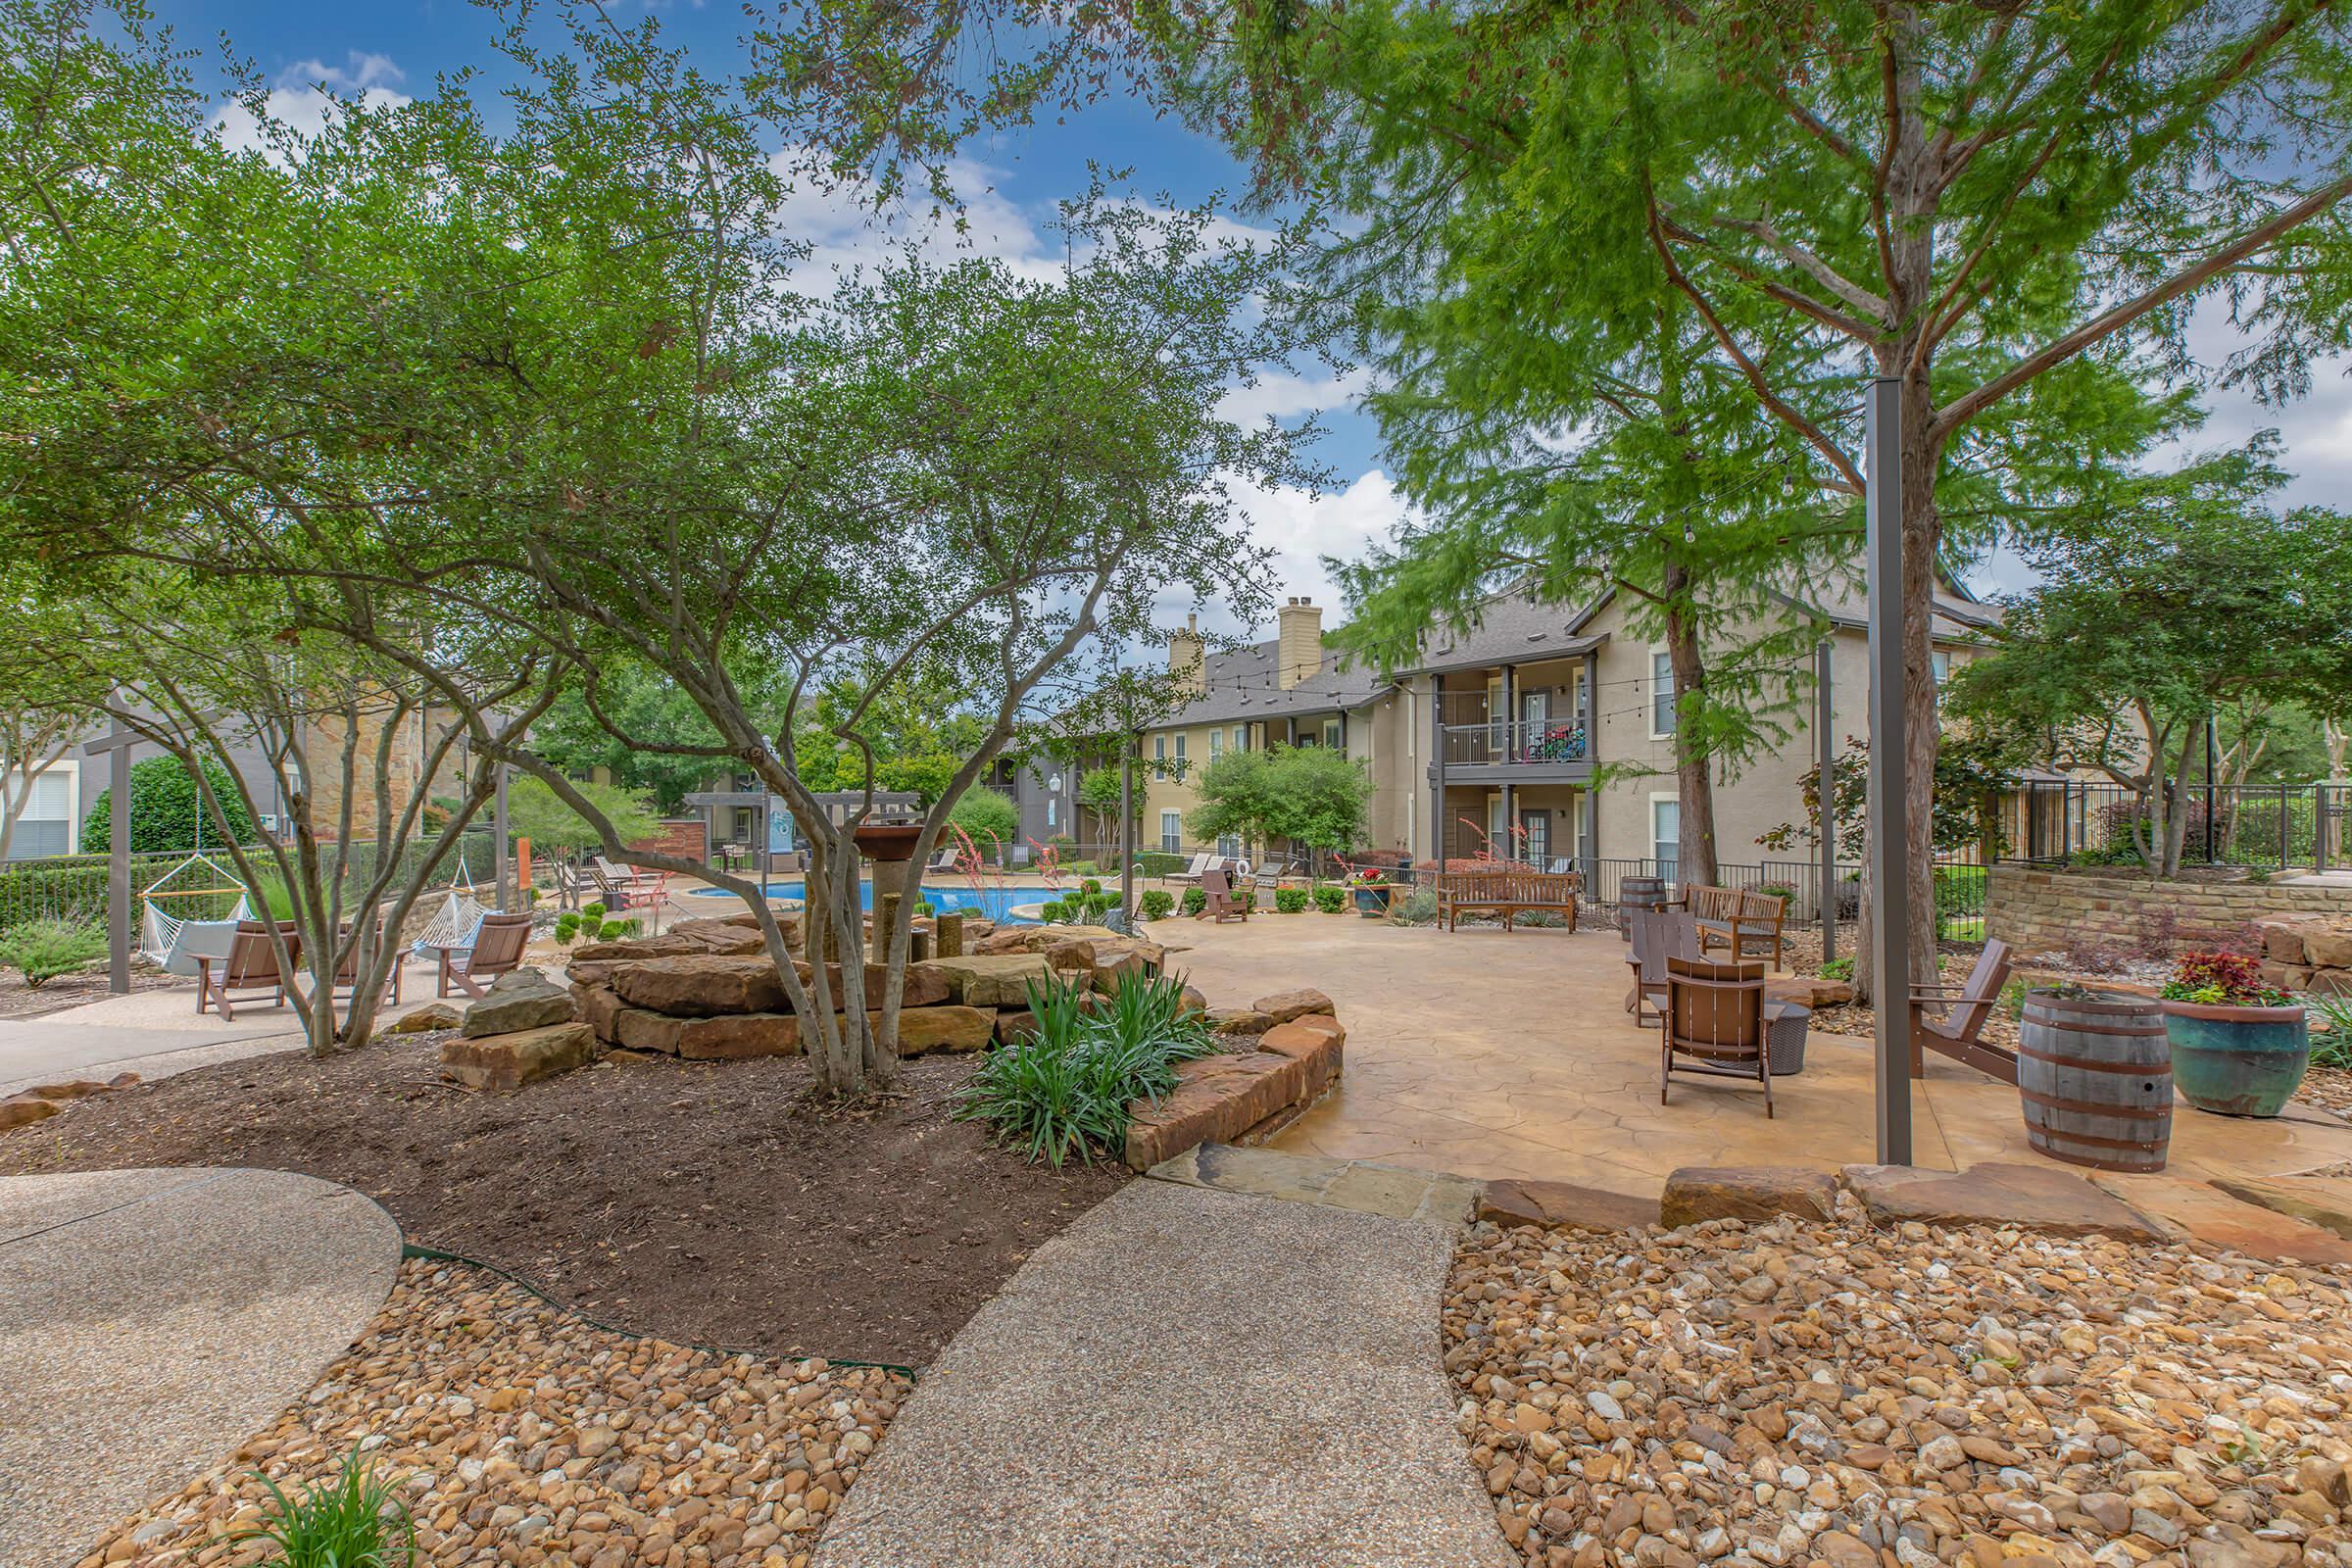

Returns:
1135,580,2001,879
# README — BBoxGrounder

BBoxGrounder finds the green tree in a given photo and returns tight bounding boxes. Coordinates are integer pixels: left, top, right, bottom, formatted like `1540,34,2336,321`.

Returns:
944,784,1018,852
532,664,736,816
1077,0,2352,1000
1950,479,2352,877
78,756,258,855
1186,749,1277,851
507,775,662,867
1189,744,1371,860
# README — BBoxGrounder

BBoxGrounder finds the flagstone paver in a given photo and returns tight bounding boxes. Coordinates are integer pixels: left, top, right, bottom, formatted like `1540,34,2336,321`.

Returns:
0,1166,401,1565
813,1179,1514,1568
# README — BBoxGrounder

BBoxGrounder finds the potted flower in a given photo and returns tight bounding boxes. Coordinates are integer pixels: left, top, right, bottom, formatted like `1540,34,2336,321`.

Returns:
1346,865,1392,917
2159,950,2309,1117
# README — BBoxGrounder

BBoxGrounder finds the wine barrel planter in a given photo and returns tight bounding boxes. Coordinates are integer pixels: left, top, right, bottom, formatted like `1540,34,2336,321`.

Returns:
2017,989,2174,1173
2160,999,2311,1117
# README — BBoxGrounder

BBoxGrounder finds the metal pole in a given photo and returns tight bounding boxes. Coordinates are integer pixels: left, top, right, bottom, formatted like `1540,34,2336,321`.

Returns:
1865,376,1913,1166
108,724,130,994
2281,781,2291,872
1119,730,1135,920
1816,639,1836,961
493,761,512,910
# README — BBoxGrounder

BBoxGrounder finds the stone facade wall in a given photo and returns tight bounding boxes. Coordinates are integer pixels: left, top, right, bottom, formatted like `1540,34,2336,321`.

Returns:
1985,864,2352,955
629,817,709,865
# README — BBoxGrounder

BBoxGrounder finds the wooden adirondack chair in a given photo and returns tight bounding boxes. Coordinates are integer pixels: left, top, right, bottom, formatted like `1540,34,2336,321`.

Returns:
1661,955,1773,1117
1198,865,1250,923
434,910,534,999
1625,908,1704,1025
195,920,301,1020
330,916,401,1007
1908,938,2019,1082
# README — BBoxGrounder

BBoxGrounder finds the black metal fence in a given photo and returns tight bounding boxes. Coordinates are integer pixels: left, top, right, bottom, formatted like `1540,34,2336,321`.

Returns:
2005,780,2352,872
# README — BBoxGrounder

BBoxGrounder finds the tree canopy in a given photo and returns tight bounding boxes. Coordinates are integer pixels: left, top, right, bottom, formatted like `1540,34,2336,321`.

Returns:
1188,743,1372,856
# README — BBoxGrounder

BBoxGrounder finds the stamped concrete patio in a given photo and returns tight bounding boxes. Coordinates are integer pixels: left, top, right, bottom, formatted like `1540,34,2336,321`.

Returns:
1159,915,2352,1199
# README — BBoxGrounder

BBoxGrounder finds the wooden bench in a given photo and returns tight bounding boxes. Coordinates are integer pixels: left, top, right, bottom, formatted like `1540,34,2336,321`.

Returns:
1436,868,1581,933
1689,886,1788,968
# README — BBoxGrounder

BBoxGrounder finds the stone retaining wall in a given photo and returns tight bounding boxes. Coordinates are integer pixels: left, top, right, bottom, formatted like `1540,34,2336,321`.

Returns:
1985,864,2352,955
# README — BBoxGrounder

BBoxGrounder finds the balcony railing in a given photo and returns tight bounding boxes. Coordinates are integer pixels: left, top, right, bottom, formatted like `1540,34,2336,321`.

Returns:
1440,717,1591,768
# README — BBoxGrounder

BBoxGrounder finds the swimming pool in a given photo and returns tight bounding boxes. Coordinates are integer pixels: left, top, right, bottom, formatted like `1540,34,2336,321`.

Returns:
686,879,1039,924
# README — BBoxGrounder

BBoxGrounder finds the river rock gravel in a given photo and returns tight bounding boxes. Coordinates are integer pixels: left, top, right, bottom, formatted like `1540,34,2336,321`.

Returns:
1447,1199,2352,1568
75,1258,908,1568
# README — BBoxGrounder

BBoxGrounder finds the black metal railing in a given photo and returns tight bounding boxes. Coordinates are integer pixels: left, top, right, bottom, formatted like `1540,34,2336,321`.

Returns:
1439,716,1592,767
2003,780,2352,872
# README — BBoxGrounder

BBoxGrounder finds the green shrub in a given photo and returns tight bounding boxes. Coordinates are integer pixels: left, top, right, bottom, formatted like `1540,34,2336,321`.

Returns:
1081,878,1103,896
553,912,582,945
954,971,1216,1166
596,918,640,942
1139,889,1174,921
1136,852,1190,877
1041,899,1067,922
1237,891,1256,912
1082,890,1114,920
0,919,106,987
1755,882,1796,905
1275,886,1308,913
1388,885,1438,925
1312,884,1346,914
231,1446,416,1568
913,900,936,917
580,902,608,923
77,755,258,855
1180,886,1205,916
1820,956,1853,981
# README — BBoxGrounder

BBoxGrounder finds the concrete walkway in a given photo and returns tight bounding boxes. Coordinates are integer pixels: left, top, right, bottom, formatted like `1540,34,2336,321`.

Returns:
0,1167,403,1567
816,1180,1513,1568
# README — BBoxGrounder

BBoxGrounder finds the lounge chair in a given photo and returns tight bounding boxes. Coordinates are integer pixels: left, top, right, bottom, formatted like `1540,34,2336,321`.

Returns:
590,857,666,910
1661,955,1773,1116
1909,938,2019,1083
1162,852,1215,888
1198,865,1250,923
433,910,533,999
196,920,301,1020
922,845,959,874
1625,908,1702,1026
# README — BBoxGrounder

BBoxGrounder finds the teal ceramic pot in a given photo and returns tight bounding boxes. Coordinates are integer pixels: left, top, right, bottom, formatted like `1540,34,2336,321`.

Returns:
2159,999,2310,1117
1353,884,1392,917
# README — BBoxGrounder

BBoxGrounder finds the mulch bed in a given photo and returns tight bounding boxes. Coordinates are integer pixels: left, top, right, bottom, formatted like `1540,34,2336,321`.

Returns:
0,1037,1127,1366
0,965,185,1021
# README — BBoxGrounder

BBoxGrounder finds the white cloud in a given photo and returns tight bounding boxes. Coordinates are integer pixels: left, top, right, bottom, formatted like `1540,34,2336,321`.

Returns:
1217,367,1367,428
769,151,1064,293
1166,468,1416,639
212,53,412,155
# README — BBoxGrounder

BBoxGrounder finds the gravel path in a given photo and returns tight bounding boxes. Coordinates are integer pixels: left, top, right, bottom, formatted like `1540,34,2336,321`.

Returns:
816,1179,1517,1568
1,1166,400,1568
1449,1200,2352,1568
76,1257,910,1567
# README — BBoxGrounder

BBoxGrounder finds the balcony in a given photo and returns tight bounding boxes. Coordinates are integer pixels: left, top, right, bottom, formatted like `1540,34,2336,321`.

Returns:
1437,716,1593,782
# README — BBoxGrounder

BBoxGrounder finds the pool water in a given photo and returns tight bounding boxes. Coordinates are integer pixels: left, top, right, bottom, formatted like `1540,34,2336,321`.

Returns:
687,879,1039,924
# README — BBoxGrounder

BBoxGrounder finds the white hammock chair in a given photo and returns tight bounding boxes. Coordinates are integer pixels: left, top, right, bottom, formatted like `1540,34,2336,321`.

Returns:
137,851,253,968
408,857,495,957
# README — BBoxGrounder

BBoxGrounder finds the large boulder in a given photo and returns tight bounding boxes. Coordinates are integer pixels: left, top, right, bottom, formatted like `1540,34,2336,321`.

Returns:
911,953,1059,1008
392,1002,463,1034
616,1009,802,1060
608,955,943,1016
440,1021,599,1091
892,1005,998,1055
973,927,1034,956
2305,928,2352,969
1251,988,1335,1024
1208,1006,1275,1037
1123,1052,1306,1171
572,984,628,1044
0,1095,61,1133
1841,1161,2167,1241
1255,1015,1346,1102
461,968,578,1039
1660,1166,1838,1230
1479,1180,1662,1233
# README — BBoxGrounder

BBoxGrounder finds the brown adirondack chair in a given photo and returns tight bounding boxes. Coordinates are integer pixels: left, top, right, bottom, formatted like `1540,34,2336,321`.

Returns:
434,910,534,999
1908,938,2018,1082
1197,865,1250,923
1625,908,1703,1026
1661,955,1773,1117
195,920,301,1020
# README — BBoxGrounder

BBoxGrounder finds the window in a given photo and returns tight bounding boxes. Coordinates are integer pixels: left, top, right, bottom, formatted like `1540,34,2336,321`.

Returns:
1486,675,1506,754
1932,650,1952,707
4,766,72,859
1153,735,1166,780
1173,733,1188,778
1159,810,1182,853
1650,650,1677,738
1216,833,1241,858
1652,796,1680,878
1487,794,1505,847
1208,729,1223,760
1321,717,1341,749
1231,725,1246,753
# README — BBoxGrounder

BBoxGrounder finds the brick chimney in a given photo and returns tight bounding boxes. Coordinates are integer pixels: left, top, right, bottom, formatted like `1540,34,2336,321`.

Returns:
1168,613,1206,696
1276,597,1323,690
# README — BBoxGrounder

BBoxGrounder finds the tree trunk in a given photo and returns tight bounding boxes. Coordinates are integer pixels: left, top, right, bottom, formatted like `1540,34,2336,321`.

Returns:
1661,569,1720,888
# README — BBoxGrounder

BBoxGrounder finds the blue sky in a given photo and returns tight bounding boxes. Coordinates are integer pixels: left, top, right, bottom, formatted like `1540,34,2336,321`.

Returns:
186,2,2352,628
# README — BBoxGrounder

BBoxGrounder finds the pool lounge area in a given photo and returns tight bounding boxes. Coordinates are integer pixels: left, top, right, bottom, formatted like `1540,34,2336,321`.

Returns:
686,879,1042,924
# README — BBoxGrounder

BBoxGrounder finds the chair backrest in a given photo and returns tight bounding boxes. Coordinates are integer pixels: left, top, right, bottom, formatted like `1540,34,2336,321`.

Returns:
1632,909,1701,982
224,920,297,985
469,911,533,971
1665,955,1767,1053
1187,852,1213,875
1934,938,2015,1042
333,916,388,982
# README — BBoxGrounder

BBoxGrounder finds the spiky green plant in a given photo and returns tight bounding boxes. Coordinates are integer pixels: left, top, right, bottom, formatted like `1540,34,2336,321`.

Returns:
230,1447,416,1567
0,918,106,987
2306,992,2352,1070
